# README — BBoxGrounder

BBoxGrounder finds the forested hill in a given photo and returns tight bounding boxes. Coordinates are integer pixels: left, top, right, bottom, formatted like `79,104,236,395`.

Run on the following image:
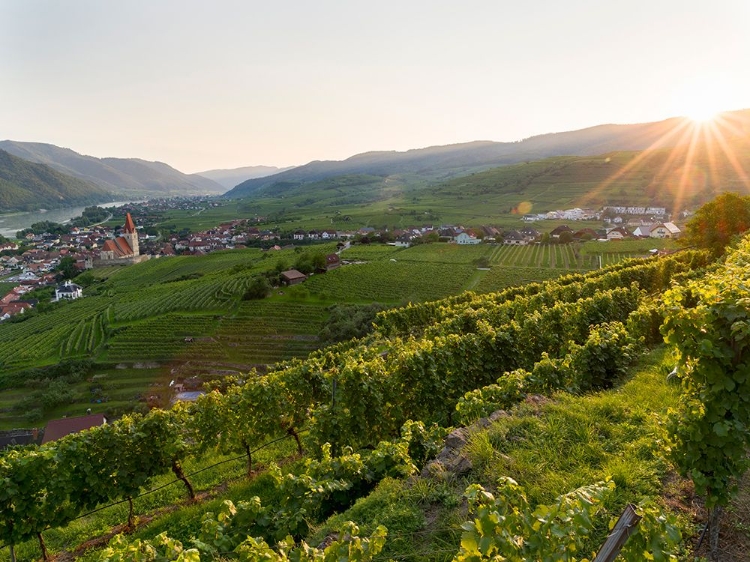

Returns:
224,109,750,198
0,149,113,211
0,141,225,200
195,165,297,190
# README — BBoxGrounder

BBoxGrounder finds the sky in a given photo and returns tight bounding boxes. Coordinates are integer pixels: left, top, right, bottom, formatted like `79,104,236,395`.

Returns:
1,0,749,173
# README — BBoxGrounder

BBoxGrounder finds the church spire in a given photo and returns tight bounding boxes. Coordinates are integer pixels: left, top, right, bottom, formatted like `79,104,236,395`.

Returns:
123,212,136,234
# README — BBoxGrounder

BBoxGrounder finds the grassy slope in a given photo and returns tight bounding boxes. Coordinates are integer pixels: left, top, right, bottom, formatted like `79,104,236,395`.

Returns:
309,347,691,561
0,241,664,431
0,346,694,562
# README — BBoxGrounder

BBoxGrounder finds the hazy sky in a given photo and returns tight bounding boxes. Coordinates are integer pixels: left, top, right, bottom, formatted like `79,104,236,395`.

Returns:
2,1,749,173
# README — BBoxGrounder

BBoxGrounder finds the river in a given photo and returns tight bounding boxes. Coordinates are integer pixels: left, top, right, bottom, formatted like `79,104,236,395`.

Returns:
0,201,141,239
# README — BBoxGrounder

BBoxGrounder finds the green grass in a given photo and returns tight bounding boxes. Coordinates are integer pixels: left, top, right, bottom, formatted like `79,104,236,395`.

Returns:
308,347,688,561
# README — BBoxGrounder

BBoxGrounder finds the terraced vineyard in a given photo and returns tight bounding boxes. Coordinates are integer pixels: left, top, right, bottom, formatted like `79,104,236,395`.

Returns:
305,261,477,302
486,243,597,269
215,301,328,365
0,296,110,370
0,239,675,431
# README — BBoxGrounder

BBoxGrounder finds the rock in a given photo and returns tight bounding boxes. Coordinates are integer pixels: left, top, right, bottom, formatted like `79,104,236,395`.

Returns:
489,409,508,422
444,427,471,449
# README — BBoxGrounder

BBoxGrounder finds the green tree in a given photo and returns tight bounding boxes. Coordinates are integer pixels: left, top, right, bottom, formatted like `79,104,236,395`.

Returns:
682,192,750,256
243,276,271,300
55,256,78,280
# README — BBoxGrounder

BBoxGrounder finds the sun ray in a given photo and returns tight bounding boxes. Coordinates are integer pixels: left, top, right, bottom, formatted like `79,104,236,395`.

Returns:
671,119,704,217
711,124,750,192
578,118,692,207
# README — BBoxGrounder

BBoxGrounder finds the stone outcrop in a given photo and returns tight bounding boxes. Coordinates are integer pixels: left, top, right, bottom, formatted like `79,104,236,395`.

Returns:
421,409,508,478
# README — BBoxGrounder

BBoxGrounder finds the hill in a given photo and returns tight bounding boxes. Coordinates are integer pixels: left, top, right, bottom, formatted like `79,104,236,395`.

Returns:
0,141,225,200
218,121,750,232
0,149,113,211
195,165,297,190
224,110,750,199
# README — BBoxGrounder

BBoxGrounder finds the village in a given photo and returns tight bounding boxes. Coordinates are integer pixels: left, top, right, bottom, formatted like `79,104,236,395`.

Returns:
0,200,683,322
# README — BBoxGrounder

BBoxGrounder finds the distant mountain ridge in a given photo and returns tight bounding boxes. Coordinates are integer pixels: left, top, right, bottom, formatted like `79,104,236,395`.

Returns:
225,110,750,199
196,165,297,190
0,149,113,212
0,141,225,199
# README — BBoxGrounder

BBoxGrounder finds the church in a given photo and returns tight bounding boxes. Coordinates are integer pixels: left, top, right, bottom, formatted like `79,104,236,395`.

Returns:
96,213,149,266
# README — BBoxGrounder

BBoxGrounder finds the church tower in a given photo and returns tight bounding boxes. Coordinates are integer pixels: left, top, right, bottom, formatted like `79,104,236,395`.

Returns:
122,212,139,256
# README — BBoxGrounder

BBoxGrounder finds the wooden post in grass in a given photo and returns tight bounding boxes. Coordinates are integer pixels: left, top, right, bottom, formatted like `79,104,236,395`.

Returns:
593,504,642,562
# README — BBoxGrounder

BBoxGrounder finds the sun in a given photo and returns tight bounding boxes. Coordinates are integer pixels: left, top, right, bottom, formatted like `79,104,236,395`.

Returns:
672,80,727,123
685,105,721,123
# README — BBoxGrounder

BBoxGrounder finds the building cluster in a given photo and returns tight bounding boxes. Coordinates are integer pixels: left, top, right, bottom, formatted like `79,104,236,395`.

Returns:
523,206,669,223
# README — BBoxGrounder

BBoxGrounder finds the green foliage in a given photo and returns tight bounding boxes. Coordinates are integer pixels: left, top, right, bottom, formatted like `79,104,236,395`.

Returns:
242,276,271,300
55,256,79,280
682,192,750,256
319,303,388,345
100,522,387,562
98,532,200,561
571,321,639,391
294,251,327,275
455,478,681,562
456,478,613,561
662,236,750,509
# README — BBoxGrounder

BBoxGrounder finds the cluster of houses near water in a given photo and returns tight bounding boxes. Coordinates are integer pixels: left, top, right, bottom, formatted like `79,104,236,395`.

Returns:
0,200,684,321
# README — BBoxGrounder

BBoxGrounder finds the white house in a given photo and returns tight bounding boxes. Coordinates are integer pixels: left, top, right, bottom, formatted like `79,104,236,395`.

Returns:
455,232,481,245
55,280,82,301
632,225,653,238
650,222,681,239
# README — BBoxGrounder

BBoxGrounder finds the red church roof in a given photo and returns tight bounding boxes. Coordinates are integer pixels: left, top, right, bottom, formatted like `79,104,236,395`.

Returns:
123,212,136,233
102,237,133,257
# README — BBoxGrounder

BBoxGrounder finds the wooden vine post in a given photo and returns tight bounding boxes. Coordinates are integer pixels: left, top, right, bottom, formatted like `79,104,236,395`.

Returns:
593,504,642,562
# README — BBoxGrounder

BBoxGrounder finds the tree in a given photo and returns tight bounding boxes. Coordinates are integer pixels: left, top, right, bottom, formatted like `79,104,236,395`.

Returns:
682,192,750,256
55,256,78,280
244,276,271,300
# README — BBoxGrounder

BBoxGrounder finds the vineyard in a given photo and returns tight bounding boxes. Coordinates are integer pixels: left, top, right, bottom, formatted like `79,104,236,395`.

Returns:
1,246,729,561
0,238,691,433
304,261,477,302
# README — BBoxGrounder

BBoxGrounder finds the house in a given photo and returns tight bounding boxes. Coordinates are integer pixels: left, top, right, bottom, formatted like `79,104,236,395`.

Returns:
0,429,39,451
293,230,306,241
550,225,573,239
503,230,527,245
606,227,631,240
0,302,32,321
41,413,107,444
650,222,681,239
632,225,653,238
519,227,539,241
394,235,412,248
325,254,341,271
572,228,598,241
55,280,83,301
280,269,307,286
455,232,481,245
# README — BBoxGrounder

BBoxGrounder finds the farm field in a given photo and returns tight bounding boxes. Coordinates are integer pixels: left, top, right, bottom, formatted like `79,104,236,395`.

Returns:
0,238,678,430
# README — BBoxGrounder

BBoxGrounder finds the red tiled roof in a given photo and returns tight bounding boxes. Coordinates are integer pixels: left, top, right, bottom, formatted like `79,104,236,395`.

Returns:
42,413,106,444
123,212,136,233
102,237,133,257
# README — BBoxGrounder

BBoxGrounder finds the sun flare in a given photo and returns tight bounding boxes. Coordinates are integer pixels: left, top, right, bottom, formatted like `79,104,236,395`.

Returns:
673,80,728,124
